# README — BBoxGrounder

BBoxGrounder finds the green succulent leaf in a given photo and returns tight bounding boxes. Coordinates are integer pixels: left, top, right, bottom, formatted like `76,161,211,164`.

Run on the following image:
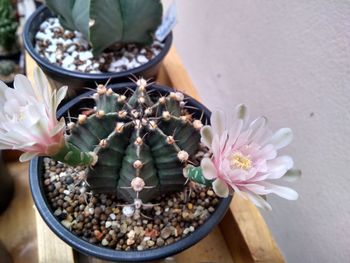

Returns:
89,0,123,56
119,0,162,45
45,0,163,56
45,0,76,31
72,0,90,40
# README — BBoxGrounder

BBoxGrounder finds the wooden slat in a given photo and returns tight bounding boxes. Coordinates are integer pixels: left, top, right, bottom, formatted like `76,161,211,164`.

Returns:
35,210,75,263
221,196,285,263
158,47,201,101
0,162,38,263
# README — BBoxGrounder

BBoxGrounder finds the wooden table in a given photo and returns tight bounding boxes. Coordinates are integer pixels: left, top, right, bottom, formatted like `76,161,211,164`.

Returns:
0,48,285,263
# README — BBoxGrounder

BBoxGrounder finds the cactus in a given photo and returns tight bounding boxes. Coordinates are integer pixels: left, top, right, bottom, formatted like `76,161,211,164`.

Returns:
45,0,162,56
0,60,15,76
0,0,18,52
52,79,203,203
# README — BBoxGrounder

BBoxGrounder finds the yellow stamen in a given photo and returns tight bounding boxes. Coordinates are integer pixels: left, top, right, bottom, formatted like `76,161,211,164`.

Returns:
231,153,252,170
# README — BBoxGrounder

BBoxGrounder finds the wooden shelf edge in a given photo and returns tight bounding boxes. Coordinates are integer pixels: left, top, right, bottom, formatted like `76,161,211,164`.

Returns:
220,196,285,263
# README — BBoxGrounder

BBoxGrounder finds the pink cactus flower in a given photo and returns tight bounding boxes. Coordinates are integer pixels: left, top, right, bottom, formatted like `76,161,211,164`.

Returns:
0,68,68,162
201,105,300,210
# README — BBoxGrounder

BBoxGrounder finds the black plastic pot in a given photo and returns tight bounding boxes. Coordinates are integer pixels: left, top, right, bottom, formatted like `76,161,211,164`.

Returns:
29,82,232,262
0,152,14,215
23,6,173,97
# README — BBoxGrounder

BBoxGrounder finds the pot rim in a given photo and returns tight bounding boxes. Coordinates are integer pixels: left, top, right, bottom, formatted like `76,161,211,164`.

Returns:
29,82,232,262
23,5,173,82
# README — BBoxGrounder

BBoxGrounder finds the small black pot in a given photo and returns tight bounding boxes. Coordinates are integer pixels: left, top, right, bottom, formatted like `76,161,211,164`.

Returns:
0,152,14,215
29,82,232,262
23,6,173,97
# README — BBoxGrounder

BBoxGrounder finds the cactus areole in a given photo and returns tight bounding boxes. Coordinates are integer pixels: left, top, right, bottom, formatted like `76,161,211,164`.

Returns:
53,79,205,204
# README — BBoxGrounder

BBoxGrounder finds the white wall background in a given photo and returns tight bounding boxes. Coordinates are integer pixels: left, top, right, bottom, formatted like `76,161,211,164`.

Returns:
170,0,350,262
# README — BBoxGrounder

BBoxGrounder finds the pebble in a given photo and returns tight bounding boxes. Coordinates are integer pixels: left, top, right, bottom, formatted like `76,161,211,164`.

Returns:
101,239,109,246
122,206,135,217
35,17,164,74
156,237,165,247
147,240,155,247
126,239,135,246
43,153,218,252
160,227,172,239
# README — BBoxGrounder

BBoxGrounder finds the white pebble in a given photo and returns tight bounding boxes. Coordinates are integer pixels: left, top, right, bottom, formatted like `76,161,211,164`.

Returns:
79,51,93,61
64,39,73,46
35,31,48,41
40,21,50,31
109,57,128,68
71,51,79,58
101,239,109,246
59,172,67,177
137,55,148,64
77,64,88,72
48,53,57,64
62,55,74,66
54,208,62,216
109,213,116,220
61,220,72,229
66,45,76,53
63,190,70,195
105,221,112,228
122,206,135,217
88,207,94,215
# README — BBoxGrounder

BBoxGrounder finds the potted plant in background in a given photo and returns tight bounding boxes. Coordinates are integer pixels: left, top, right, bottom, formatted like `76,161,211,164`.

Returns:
23,0,173,97
0,0,21,87
0,69,300,261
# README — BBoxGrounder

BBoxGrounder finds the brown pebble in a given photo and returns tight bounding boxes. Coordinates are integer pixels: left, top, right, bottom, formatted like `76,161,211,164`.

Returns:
160,227,172,239
94,230,103,241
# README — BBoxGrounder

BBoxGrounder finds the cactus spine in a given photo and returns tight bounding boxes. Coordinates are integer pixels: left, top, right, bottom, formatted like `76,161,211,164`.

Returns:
53,79,202,203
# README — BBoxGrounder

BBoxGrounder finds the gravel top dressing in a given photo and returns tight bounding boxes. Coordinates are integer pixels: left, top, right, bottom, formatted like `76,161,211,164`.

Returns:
35,18,164,74
43,158,219,251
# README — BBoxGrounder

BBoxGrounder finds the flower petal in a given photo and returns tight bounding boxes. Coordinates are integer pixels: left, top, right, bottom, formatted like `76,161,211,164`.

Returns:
270,128,293,150
211,110,225,137
19,151,38,162
14,74,36,99
244,191,272,210
56,86,68,106
200,125,213,148
211,134,221,160
212,178,229,197
267,156,294,171
226,119,243,147
235,104,248,120
34,67,50,105
260,182,299,200
49,117,66,137
248,117,267,143
282,169,301,182
201,157,217,180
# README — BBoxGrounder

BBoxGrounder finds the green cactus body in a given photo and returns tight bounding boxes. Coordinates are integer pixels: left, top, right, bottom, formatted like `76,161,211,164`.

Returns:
0,0,18,52
55,80,202,203
45,0,162,56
